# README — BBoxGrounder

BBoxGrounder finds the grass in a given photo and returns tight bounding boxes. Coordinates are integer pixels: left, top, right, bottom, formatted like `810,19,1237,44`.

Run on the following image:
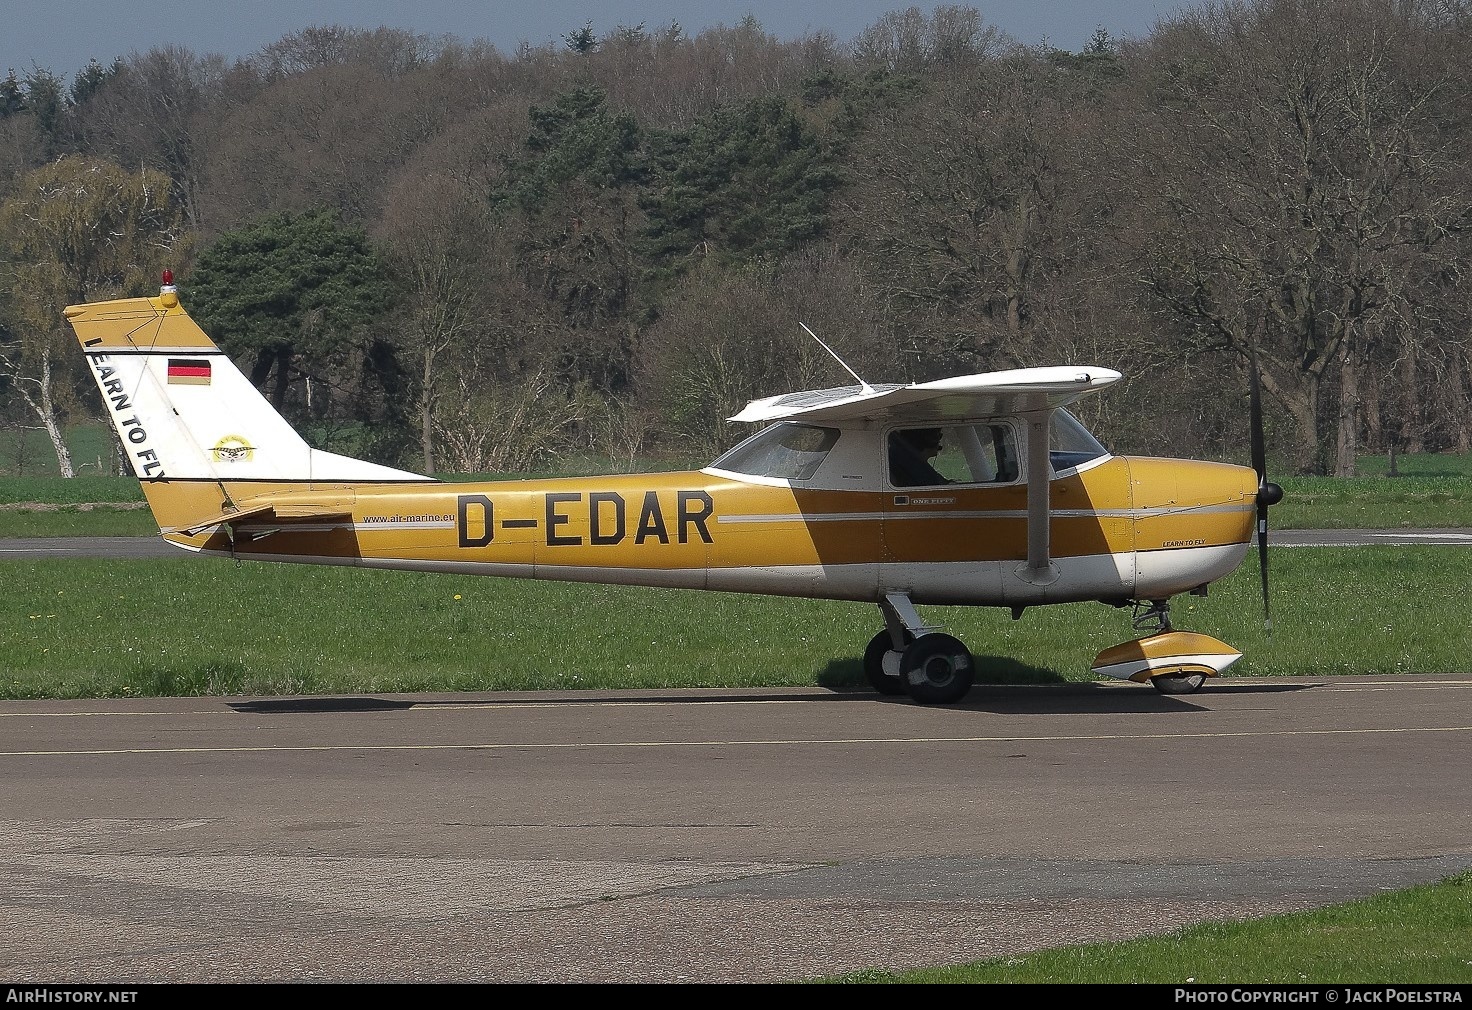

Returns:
2,546,1469,698
819,870,1472,983
0,475,145,505
1275,474,1472,529
1356,450,1472,478
0,507,155,537
0,471,155,536
0,424,126,478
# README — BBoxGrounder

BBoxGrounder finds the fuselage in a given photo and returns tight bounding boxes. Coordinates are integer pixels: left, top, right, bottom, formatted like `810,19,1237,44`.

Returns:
156,442,1258,609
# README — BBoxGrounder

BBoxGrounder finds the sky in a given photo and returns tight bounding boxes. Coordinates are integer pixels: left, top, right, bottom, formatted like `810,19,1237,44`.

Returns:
4,2,1187,82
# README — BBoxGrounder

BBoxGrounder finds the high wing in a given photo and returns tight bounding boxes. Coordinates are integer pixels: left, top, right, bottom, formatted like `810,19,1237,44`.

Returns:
729,366,1123,424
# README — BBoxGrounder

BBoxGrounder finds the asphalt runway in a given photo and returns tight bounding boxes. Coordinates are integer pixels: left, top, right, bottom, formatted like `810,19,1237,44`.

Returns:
2,677,1470,983
0,536,183,558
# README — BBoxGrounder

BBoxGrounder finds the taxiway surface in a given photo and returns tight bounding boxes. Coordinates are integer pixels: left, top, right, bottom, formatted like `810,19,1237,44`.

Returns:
2,677,1470,982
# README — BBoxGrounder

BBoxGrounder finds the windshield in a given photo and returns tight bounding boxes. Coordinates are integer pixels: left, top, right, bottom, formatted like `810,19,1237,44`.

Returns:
711,422,839,481
1050,409,1109,470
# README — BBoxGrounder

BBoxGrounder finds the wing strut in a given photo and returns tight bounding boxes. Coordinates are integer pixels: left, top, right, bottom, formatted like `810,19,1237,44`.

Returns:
1024,407,1056,580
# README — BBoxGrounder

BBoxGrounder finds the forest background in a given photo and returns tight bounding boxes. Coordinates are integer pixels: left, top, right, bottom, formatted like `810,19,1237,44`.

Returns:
2,0,1469,482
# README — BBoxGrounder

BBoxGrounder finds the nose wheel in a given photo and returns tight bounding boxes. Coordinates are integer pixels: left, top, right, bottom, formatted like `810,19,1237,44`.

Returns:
1150,671,1207,695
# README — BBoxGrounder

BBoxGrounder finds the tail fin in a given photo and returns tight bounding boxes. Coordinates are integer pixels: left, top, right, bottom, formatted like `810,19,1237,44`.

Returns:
65,278,427,533
65,278,425,484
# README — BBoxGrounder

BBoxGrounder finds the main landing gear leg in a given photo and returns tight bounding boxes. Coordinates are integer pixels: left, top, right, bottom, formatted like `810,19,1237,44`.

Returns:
863,592,976,705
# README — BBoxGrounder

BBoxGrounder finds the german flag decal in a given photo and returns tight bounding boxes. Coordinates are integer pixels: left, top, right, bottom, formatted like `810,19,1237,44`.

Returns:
167,358,211,385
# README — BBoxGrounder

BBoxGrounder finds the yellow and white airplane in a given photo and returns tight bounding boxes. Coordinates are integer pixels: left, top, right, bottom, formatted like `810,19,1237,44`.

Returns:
65,276,1283,704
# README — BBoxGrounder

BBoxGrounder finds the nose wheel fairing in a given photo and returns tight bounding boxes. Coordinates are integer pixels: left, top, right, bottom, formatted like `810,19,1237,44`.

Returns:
1089,630,1242,693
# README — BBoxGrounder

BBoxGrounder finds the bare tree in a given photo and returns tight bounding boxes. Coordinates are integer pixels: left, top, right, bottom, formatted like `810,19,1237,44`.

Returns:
635,250,882,458
74,47,234,232
1121,0,1472,474
0,156,185,475
850,5,1010,72
837,49,1112,379
375,102,524,472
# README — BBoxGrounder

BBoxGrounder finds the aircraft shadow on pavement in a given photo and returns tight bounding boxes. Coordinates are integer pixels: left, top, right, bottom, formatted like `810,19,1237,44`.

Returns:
817,654,1066,690
223,677,1315,716
230,697,416,714
958,680,1315,715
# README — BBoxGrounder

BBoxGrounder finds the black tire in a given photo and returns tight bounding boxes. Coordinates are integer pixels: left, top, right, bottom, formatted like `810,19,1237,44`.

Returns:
1151,671,1207,695
863,630,909,696
899,633,975,705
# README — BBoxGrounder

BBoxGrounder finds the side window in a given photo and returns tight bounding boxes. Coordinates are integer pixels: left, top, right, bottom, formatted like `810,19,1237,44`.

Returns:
889,424,1019,487
711,423,840,481
952,423,1018,482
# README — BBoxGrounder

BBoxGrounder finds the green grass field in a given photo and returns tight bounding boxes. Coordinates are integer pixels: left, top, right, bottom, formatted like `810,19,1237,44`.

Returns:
2,545,1468,698
820,871,1472,983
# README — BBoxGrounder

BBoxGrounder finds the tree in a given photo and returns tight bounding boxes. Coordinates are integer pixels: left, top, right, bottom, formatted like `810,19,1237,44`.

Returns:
73,47,230,231
564,22,599,55
68,59,118,106
21,68,65,152
837,51,1112,379
184,209,396,442
1123,0,1472,474
0,156,184,475
635,249,885,458
201,31,485,231
376,105,523,473
642,95,840,276
0,71,23,116
495,87,650,390
851,5,1007,73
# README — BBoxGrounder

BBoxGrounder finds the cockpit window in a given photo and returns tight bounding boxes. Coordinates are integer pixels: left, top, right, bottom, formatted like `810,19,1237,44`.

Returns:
889,423,1019,487
711,422,839,481
887,414,1106,488
1050,409,1109,471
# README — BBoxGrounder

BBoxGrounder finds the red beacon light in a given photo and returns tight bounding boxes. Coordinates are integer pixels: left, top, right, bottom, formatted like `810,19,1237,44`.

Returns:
160,269,179,308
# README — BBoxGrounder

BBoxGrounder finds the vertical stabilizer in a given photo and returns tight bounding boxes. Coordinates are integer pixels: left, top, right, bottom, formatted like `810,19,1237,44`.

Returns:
64,282,426,485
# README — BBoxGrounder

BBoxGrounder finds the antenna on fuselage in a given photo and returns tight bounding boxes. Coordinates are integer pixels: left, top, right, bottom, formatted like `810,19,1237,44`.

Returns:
800,322,875,395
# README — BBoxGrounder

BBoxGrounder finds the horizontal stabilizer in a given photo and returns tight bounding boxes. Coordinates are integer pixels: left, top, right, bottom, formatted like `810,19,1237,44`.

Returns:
177,494,356,536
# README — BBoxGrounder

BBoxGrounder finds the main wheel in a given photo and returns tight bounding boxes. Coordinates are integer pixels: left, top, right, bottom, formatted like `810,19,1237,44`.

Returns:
1151,671,1207,695
863,630,910,696
899,633,975,705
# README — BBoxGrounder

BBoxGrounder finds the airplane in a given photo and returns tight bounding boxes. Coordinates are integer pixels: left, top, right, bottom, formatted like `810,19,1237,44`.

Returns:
63,274,1283,705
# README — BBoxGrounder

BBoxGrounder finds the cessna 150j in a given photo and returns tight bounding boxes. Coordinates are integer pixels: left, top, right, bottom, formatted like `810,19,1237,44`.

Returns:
65,276,1283,705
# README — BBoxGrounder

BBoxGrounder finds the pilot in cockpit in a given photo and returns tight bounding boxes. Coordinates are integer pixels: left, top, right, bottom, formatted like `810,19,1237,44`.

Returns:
889,427,949,487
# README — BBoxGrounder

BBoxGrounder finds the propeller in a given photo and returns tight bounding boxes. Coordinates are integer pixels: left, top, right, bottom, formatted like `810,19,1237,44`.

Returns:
1248,345,1284,633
